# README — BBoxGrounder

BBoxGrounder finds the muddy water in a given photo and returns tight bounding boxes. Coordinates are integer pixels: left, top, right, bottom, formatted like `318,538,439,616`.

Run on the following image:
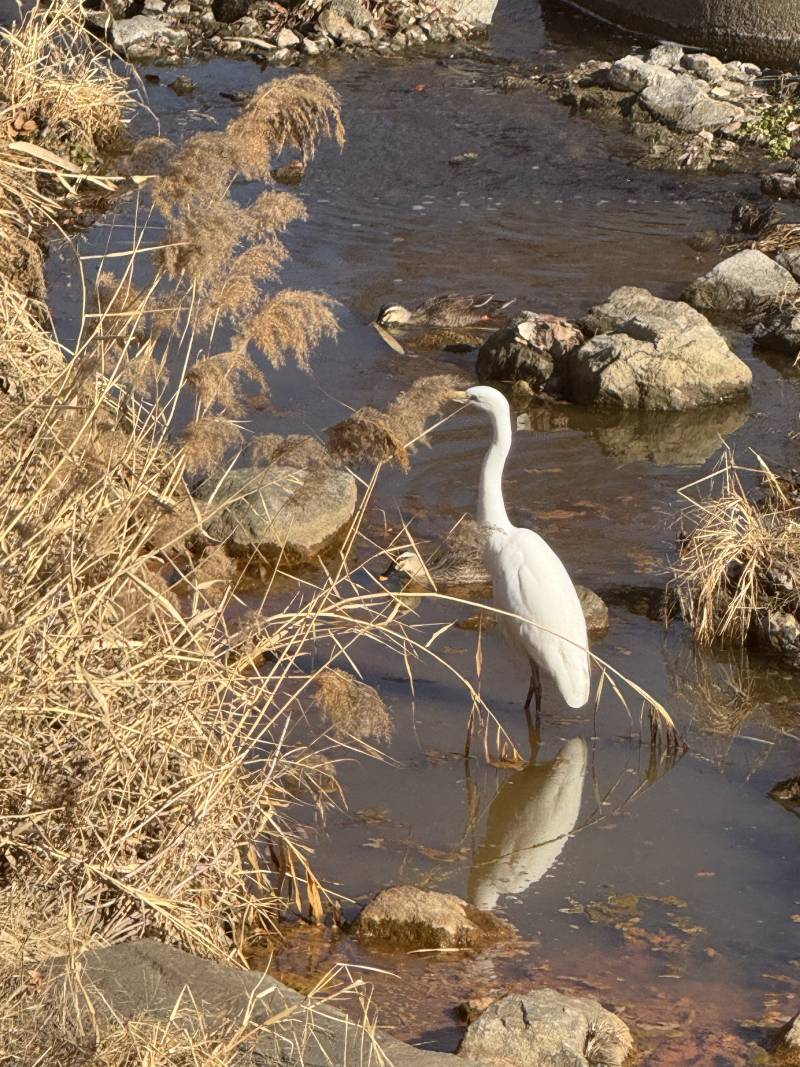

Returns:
47,2,800,1061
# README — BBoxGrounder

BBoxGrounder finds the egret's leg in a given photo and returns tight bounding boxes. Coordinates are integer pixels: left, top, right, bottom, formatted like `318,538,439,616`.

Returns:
523,660,542,754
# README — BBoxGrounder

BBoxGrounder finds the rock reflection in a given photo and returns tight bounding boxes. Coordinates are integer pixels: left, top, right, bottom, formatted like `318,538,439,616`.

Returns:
591,404,749,466
468,738,587,910
512,399,748,466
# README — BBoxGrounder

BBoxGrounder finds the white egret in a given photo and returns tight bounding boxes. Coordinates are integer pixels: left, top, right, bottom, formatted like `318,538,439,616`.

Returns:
453,385,591,740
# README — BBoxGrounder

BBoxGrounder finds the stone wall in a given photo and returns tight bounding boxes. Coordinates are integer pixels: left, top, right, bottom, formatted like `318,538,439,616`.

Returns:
557,0,800,68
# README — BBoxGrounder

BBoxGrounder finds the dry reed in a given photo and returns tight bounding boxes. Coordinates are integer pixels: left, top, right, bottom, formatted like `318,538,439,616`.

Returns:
327,373,468,469
672,450,800,647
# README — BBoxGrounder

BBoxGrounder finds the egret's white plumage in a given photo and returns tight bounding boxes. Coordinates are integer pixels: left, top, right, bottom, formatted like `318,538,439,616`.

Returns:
461,385,591,725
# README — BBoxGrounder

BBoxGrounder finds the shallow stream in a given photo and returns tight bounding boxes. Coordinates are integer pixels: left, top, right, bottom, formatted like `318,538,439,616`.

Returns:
40,2,800,1061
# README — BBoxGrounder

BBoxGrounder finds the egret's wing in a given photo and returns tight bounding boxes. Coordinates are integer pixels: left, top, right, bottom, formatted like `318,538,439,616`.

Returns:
499,527,591,707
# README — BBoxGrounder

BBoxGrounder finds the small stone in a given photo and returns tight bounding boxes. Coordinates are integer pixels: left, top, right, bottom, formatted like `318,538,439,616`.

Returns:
577,585,609,635
271,159,305,184
231,15,260,33
143,0,166,12
169,74,195,95
682,52,726,82
169,0,191,14
608,55,674,93
449,151,479,164
275,26,300,47
271,46,294,60
646,42,684,68
301,36,320,53
350,885,516,950
725,59,761,82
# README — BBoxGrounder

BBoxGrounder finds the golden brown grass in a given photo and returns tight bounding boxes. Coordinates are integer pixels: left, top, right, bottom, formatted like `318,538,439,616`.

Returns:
0,0,132,155
672,450,800,646
327,373,469,470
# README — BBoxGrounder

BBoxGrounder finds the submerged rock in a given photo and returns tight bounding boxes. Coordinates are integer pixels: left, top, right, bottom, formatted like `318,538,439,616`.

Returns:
568,287,751,410
350,885,516,950
685,249,800,314
476,313,583,391
459,988,633,1067
197,459,357,562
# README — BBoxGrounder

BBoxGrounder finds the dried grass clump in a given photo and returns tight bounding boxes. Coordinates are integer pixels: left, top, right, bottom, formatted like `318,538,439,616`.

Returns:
673,451,800,647
0,362,333,964
0,0,132,154
0,274,64,397
314,668,394,742
327,373,467,470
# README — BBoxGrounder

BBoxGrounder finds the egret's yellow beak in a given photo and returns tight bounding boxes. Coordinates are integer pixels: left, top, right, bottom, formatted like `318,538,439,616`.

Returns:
448,389,470,402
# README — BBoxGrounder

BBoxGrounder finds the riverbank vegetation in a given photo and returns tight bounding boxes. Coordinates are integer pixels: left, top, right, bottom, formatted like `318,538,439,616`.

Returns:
0,4,689,1063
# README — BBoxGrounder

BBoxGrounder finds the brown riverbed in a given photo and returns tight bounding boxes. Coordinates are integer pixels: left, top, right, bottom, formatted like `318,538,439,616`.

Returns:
44,2,800,1062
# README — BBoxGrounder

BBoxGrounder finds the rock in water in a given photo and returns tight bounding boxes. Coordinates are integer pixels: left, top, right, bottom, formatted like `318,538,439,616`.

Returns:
685,249,800,313
459,989,633,1067
197,463,357,562
753,307,800,357
569,287,751,410
476,313,583,391
576,585,609,635
350,885,516,949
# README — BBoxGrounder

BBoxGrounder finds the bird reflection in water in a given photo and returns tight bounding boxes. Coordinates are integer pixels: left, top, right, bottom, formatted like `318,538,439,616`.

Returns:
468,737,587,911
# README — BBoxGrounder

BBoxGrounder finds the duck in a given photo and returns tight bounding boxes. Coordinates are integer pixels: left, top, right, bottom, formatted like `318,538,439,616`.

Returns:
383,517,608,635
375,293,515,330
383,517,489,588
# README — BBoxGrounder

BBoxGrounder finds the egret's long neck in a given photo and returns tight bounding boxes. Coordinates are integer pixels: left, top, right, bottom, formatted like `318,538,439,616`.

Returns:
478,407,512,531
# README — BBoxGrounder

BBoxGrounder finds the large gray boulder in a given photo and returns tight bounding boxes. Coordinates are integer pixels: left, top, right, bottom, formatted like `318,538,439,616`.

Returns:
476,313,583,391
638,73,743,133
46,940,490,1067
351,885,515,950
459,989,633,1067
197,461,357,561
685,250,800,313
568,287,751,410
